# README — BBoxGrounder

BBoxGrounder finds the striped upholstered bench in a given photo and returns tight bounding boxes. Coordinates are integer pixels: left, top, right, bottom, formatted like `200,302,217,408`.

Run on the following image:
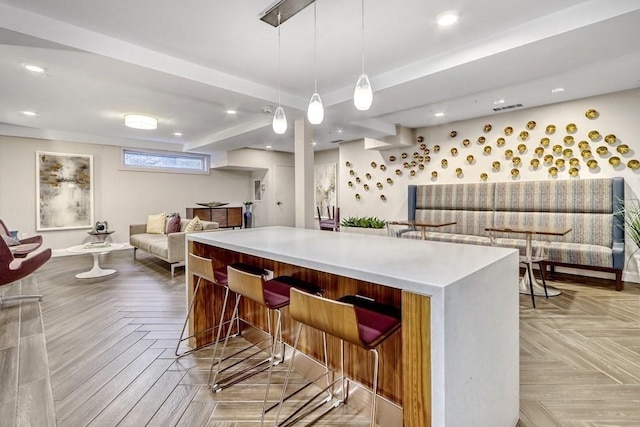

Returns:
405,178,625,290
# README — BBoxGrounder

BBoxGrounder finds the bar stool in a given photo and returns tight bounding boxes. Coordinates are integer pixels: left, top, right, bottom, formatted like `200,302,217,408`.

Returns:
275,288,401,427
208,265,323,425
175,253,229,357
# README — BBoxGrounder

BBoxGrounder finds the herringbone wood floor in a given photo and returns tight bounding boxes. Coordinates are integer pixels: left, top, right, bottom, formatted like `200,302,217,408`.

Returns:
2,248,640,426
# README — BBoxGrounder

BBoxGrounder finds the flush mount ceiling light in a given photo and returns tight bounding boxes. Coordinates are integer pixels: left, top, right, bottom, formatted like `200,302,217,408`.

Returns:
226,109,237,115
353,0,373,111
437,10,459,27
173,132,183,136
22,64,46,74
551,87,565,93
21,110,38,116
434,112,445,117
124,114,157,130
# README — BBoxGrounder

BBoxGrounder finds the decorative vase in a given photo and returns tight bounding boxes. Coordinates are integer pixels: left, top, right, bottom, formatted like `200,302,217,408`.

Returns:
243,205,253,228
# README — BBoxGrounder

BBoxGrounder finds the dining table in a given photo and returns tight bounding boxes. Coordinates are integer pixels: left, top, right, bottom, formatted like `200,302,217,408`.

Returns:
388,220,457,240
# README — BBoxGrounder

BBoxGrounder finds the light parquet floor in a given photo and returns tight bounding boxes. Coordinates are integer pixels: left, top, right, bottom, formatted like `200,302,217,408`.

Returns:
1,248,640,426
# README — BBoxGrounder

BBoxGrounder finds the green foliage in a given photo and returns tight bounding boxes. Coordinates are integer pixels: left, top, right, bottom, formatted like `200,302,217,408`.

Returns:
622,198,640,250
340,216,387,229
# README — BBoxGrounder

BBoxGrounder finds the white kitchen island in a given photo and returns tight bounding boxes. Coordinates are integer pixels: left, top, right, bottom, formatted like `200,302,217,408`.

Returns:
187,226,519,427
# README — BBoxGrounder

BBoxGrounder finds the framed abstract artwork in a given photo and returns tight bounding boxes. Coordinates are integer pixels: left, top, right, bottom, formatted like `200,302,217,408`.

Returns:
36,151,94,231
314,163,336,217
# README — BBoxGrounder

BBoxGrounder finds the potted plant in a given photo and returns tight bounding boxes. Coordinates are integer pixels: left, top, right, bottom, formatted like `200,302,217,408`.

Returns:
622,198,640,271
339,216,388,236
243,201,253,228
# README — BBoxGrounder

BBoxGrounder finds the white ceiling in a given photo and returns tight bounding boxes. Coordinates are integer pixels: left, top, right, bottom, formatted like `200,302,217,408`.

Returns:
1,0,639,154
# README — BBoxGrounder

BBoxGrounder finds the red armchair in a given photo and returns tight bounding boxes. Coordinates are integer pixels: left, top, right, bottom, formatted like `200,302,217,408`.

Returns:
0,236,51,308
0,219,43,258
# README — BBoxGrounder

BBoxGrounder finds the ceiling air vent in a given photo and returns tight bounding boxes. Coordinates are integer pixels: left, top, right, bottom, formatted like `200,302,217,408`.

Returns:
330,139,345,144
493,103,523,112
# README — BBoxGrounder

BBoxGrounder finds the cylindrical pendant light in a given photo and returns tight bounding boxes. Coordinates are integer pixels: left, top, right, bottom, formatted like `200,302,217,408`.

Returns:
307,2,324,124
353,0,373,111
273,12,287,134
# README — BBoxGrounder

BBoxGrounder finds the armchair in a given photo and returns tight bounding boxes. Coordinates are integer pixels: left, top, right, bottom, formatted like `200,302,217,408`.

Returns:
0,237,51,308
0,219,43,258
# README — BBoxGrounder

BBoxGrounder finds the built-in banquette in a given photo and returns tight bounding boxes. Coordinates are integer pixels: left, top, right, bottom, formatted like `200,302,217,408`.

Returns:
406,178,625,290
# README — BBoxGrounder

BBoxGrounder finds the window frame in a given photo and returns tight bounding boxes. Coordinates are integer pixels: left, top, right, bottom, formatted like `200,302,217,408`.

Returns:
120,147,210,175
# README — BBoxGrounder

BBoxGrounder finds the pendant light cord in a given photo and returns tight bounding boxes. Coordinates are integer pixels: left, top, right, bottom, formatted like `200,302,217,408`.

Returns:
361,0,365,74
314,2,318,93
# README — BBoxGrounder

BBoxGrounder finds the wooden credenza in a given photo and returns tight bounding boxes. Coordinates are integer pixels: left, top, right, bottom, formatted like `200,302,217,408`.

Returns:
185,206,242,229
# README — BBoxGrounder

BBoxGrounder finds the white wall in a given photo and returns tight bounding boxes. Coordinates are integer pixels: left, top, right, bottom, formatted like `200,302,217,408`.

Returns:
0,136,252,250
339,88,640,281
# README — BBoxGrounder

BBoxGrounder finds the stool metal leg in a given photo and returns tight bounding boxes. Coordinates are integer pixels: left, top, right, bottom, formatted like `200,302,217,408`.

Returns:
526,263,536,308
175,277,204,357
370,348,379,427
538,262,549,298
207,285,231,385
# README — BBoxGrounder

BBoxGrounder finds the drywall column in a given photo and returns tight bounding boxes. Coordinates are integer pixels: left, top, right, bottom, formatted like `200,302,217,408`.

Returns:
294,117,314,228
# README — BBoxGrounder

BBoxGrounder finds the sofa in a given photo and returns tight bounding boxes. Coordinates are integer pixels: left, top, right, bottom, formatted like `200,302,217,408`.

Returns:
129,218,219,276
404,178,625,290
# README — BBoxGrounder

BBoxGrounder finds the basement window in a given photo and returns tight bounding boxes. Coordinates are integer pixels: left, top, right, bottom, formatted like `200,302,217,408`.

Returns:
121,148,209,174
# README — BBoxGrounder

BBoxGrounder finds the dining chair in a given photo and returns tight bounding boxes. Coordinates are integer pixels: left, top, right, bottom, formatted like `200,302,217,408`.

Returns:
317,206,340,232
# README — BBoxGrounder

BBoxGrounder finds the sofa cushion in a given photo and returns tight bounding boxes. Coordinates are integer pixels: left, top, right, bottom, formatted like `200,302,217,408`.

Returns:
185,217,203,232
150,240,169,259
130,233,166,253
146,212,166,234
166,214,181,234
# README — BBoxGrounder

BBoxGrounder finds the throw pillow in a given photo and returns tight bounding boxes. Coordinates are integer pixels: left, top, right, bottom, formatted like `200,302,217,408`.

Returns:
165,214,181,234
185,216,203,232
146,212,166,234
2,234,20,246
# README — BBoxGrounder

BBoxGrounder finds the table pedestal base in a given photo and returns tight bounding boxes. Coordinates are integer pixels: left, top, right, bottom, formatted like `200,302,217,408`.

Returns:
519,262,561,296
75,252,116,279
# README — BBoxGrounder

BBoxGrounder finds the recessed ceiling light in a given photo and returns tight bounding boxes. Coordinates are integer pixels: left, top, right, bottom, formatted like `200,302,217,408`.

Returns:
337,129,344,134
124,114,157,130
266,145,272,149
437,11,459,27
434,112,445,117
226,109,237,115
21,110,38,116
551,87,565,93
312,142,317,146
173,132,183,137
493,99,505,105
22,64,46,74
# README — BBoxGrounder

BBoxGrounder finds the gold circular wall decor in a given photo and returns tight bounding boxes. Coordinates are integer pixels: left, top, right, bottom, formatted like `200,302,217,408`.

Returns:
395,169,402,175
431,171,438,178
555,158,566,168
467,154,475,163
609,156,622,166
540,137,550,147
504,126,514,136
627,159,640,169
484,146,492,154
345,161,352,167
527,121,536,130
617,144,630,154
596,146,609,155
389,155,396,162
480,173,488,180
418,163,425,170
441,159,448,167
512,157,522,166
434,145,440,152
419,143,427,150
413,152,419,158
505,149,514,159
564,136,575,145
569,167,579,177
355,193,361,200
588,130,601,141
456,168,463,177
403,162,410,168
578,141,590,150
451,147,458,155
544,154,554,164
450,131,457,138
356,177,361,183
497,137,506,147
546,124,556,134
376,182,383,189
587,159,598,169
418,156,424,162
566,123,577,133
581,150,592,159
510,168,520,177
534,147,544,156
585,109,599,119
371,161,377,168
519,131,529,140
410,160,417,167
530,158,540,168
348,181,353,187
548,166,558,176
462,139,470,147
380,194,387,201
478,136,486,144
380,164,387,171
484,124,492,132
425,156,431,162
387,177,393,184
365,173,372,179
424,148,430,154
401,152,408,159
517,144,527,153
563,148,573,158
569,158,580,167
605,134,617,144
349,169,355,176
552,145,562,154
492,161,501,170
363,184,370,190
417,136,424,143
